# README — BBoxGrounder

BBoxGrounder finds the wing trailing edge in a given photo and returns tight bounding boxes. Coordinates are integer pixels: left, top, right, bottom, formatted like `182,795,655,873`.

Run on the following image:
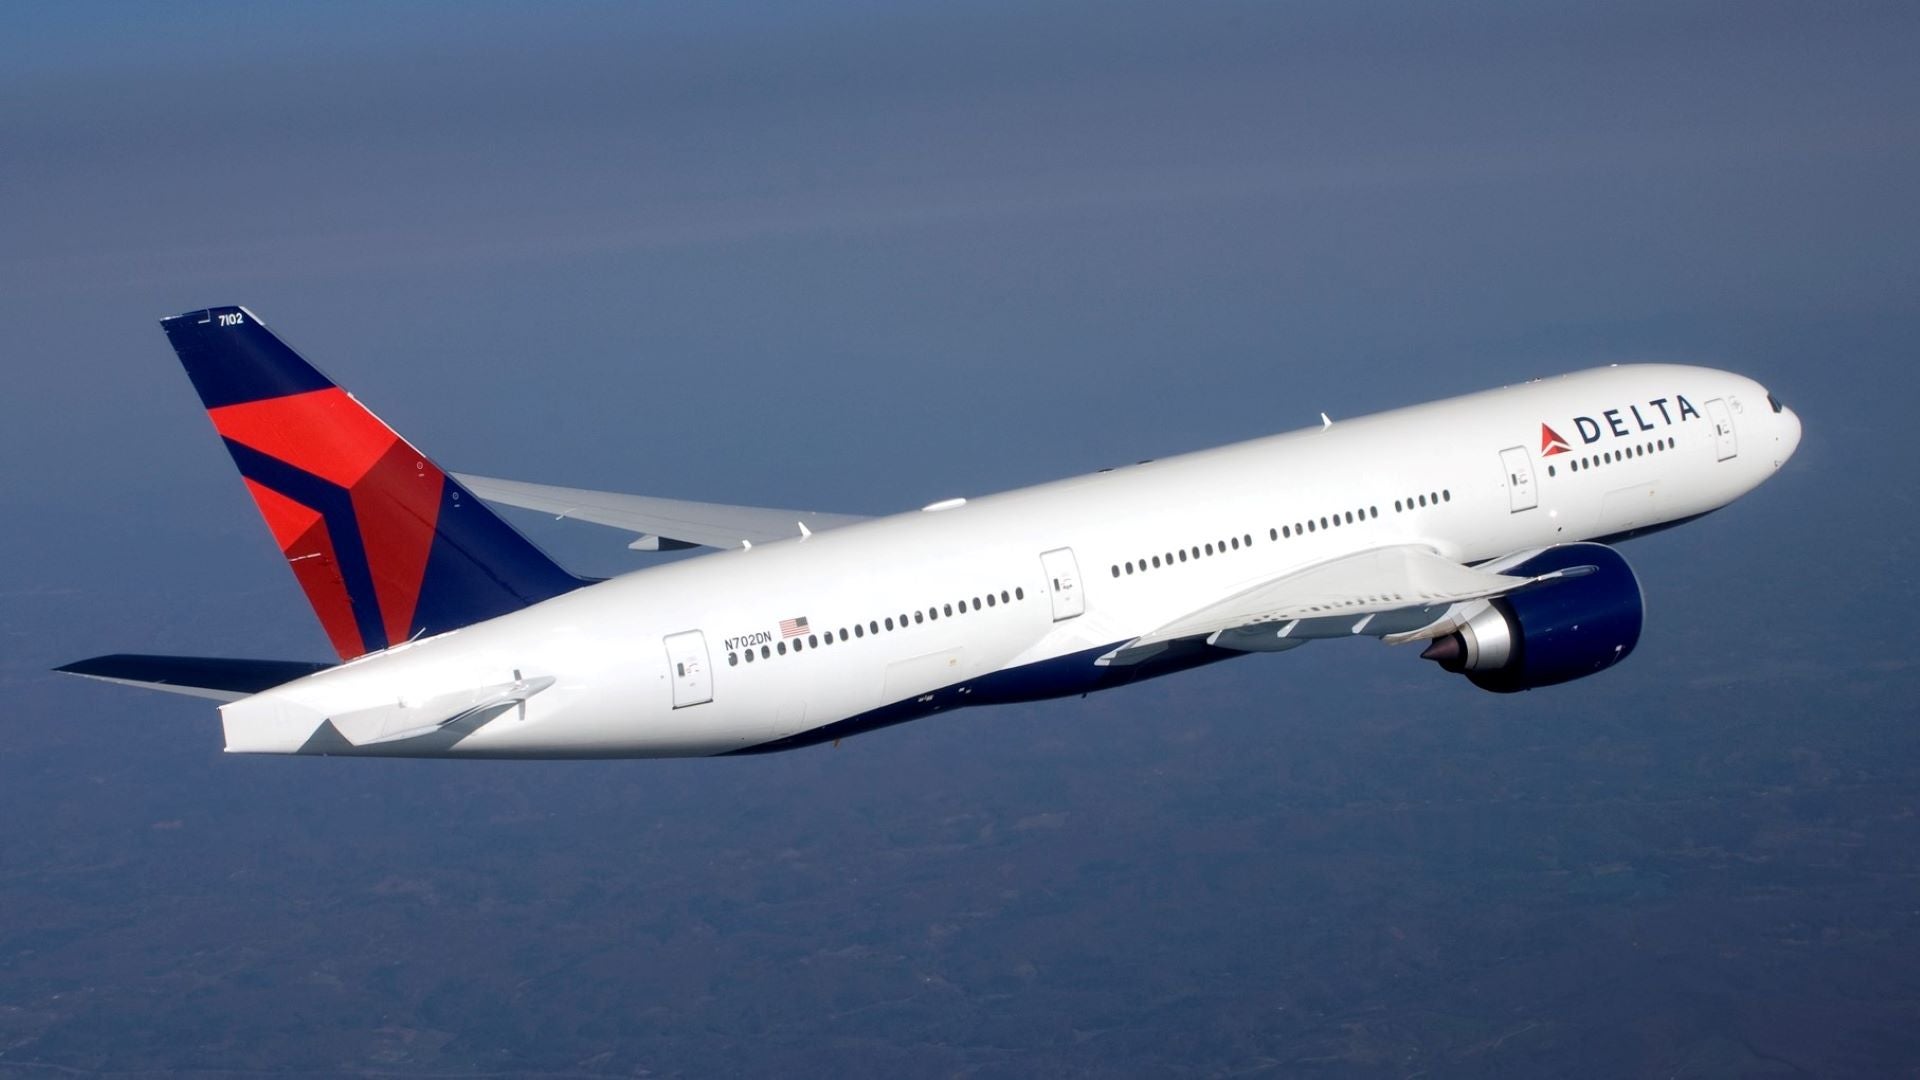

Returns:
454,473,869,550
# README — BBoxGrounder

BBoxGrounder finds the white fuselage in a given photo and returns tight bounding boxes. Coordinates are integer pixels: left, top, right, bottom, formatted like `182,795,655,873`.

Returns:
220,364,1801,757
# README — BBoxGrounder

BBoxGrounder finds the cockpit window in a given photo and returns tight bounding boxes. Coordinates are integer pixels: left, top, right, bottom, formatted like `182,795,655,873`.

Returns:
1767,392,1784,413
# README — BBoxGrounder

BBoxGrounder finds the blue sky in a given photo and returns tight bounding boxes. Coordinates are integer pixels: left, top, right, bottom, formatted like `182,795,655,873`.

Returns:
6,1,1911,650
3,2,1918,1074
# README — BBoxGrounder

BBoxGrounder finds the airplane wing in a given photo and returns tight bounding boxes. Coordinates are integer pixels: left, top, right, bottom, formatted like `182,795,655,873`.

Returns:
1101,544,1588,666
453,474,871,551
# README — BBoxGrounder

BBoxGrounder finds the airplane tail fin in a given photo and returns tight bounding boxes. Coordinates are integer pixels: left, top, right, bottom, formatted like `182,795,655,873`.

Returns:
161,306,587,660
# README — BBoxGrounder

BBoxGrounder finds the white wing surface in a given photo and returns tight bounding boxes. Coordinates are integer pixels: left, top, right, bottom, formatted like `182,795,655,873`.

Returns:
454,474,870,551
1103,544,1585,665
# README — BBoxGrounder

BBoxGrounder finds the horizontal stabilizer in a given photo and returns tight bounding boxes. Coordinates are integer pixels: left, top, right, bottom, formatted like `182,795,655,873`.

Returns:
454,473,868,550
56,654,333,701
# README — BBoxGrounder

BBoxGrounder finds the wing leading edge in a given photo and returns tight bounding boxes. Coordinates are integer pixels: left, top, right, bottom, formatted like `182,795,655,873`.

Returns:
454,474,870,551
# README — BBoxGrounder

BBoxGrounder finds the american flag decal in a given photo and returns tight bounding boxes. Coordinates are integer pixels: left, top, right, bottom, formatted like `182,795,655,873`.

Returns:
779,616,810,639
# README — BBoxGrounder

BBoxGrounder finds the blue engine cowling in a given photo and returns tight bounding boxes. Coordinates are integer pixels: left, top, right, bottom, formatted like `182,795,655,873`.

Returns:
1421,542,1644,693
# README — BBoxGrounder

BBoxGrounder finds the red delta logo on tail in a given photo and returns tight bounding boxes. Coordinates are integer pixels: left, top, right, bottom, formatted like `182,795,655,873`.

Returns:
161,306,585,662
1540,423,1572,457
210,387,446,659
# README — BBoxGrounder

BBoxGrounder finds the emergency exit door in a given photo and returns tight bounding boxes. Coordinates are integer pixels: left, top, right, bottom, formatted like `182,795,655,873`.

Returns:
663,630,713,708
1498,445,1538,512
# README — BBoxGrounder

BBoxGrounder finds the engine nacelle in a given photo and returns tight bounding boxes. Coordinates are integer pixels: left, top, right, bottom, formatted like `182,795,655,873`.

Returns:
1421,543,1643,693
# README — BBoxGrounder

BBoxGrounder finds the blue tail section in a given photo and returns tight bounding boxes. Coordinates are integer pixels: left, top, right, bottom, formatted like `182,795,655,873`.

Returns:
161,306,588,659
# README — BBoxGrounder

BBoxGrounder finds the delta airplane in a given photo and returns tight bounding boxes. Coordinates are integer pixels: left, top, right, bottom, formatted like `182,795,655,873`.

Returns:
59,307,1801,757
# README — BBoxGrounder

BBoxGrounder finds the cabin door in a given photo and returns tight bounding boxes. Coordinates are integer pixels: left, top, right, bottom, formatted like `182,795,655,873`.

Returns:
1039,547,1085,621
1498,446,1538,512
663,630,713,708
1705,398,1738,460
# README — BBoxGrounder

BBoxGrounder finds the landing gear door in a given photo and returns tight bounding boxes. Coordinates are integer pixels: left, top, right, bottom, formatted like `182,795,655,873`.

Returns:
1039,547,1085,621
1498,446,1538,512
1706,397,1738,461
663,630,713,708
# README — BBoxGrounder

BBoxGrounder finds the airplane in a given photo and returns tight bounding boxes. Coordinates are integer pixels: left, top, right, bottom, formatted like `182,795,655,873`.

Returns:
57,306,1801,758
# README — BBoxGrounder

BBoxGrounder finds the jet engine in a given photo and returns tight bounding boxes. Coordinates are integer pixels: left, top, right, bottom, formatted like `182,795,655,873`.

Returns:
1420,542,1643,693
